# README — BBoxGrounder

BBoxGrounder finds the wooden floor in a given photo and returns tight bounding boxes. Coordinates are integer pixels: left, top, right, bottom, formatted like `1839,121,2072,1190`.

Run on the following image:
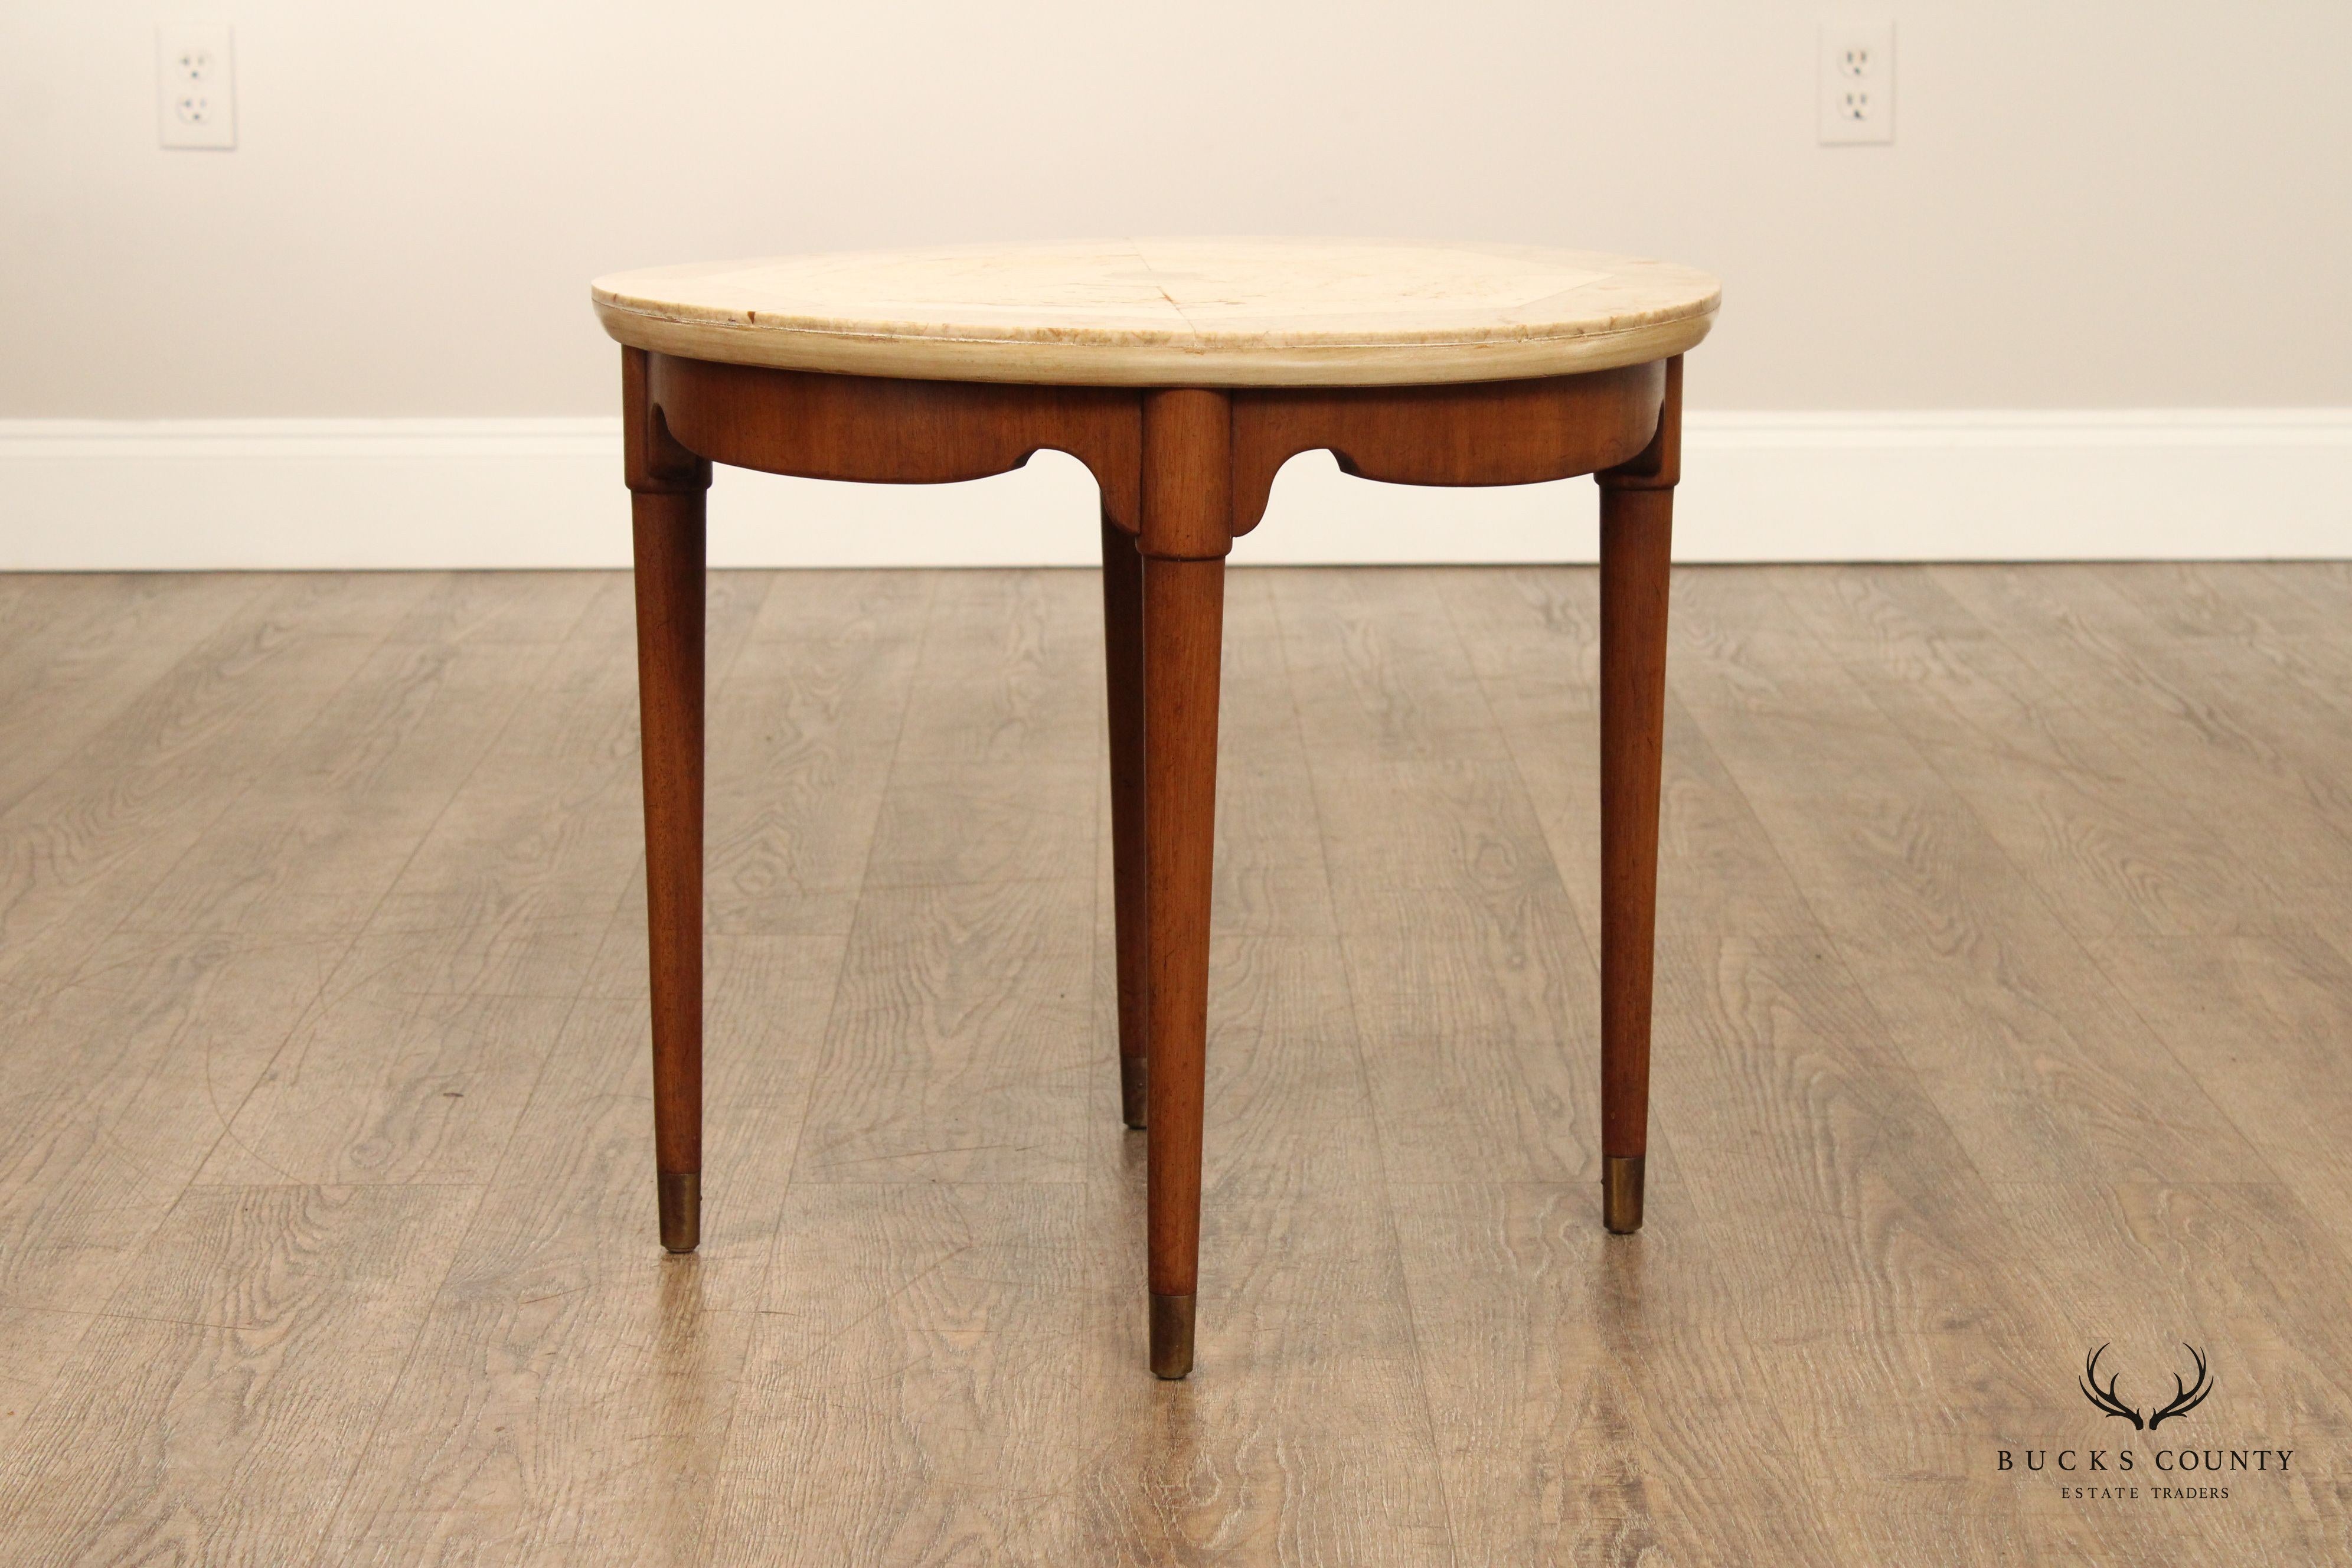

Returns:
2,563,2350,1564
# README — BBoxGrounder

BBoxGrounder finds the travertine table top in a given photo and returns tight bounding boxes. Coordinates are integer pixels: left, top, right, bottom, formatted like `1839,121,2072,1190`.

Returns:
592,239,1718,387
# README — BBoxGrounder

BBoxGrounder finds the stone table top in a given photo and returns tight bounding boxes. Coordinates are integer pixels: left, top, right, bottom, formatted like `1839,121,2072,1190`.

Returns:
592,238,1718,387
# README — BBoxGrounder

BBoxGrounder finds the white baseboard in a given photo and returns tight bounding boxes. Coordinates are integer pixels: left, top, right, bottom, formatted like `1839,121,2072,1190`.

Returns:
2,409,2347,570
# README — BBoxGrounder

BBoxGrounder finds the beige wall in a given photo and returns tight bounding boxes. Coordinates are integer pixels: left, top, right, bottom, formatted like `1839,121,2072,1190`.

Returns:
5,2,2347,418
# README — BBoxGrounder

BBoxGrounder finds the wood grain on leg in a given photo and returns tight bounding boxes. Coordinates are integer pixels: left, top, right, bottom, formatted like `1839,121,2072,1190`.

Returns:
1140,388,1232,1378
1142,554,1224,1376
1595,357,1679,1233
1100,509,1150,1129
626,346,713,1253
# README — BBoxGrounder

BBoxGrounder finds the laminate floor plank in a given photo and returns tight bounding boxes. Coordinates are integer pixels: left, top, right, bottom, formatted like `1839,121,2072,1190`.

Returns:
705,571,927,939
704,1181,1089,1568
1206,570,1335,941
1785,564,2348,937
868,761,1098,890
2083,930,2352,1246
787,567,1100,1188
1334,891,1601,1184
1066,1188,1455,1568
0,932,351,1453
1281,570,1615,1197
0,580,414,1399
1653,935,2047,1348
0,572,54,653
193,577,769,1185
1985,1178,2352,1559
351,572,767,1001
382,569,607,647
1668,568,2265,1191
794,877,1094,1187
2258,556,2352,632
123,637,558,937
2105,560,2352,723
1060,1059,1452,1559
193,984,580,1185
0,1183,478,1568
1391,1180,1842,1567
1437,566,1824,969
0,573,272,822
894,567,1103,766
1273,566,1514,765
0,575,430,998
315,936,841,1566
1933,563,2352,883
1182,931,1386,1206
1208,757,1335,941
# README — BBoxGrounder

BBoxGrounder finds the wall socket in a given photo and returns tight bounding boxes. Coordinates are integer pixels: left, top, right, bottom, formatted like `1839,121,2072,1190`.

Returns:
157,24,236,149
1818,20,1894,145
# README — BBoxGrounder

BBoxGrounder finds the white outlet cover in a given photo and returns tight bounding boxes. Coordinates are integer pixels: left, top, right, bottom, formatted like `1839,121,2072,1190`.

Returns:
158,24,236,149
1818,19,1894,145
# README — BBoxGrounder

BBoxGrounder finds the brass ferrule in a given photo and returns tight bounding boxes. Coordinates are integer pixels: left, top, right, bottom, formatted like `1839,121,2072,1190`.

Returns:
1149,1293,1195,1380
1602,1155,1645,1235
658,1170,701,1253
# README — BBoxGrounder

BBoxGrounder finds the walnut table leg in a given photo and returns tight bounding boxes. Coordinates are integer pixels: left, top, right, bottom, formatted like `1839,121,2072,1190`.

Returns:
1139,388,1232,1378
1595,357,1680,1236
625,347,712,1254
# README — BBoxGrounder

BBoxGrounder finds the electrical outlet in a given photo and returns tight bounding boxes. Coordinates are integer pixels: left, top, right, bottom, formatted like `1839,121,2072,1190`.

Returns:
157,24,236,149
1818,20,1894,145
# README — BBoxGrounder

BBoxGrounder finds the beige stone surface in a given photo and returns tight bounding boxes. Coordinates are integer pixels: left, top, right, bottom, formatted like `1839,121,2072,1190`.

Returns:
592,238,1717,386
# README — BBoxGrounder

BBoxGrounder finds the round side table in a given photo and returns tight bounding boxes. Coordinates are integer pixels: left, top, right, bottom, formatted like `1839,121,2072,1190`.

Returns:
590,239,1720,1378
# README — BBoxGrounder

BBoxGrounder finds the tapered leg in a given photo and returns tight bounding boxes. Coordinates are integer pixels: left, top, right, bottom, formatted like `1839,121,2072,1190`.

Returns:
1596,365,1678,1236
624,347,713,1255
633,494,705,1251
1142,553,1224,1377
1136,387,1233,1380
1100,509,1150,1130
1598,489,1669,1230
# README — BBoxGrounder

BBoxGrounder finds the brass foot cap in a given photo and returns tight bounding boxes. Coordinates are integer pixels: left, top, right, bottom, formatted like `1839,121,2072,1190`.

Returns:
1149,1293,1195,1380
1120,1056,1148,1130
1603,1155,1645,1235
659,1171,701,1253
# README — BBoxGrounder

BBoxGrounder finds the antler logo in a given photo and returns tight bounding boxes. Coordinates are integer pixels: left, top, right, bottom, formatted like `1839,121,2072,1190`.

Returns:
2079,1342,2214,1430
